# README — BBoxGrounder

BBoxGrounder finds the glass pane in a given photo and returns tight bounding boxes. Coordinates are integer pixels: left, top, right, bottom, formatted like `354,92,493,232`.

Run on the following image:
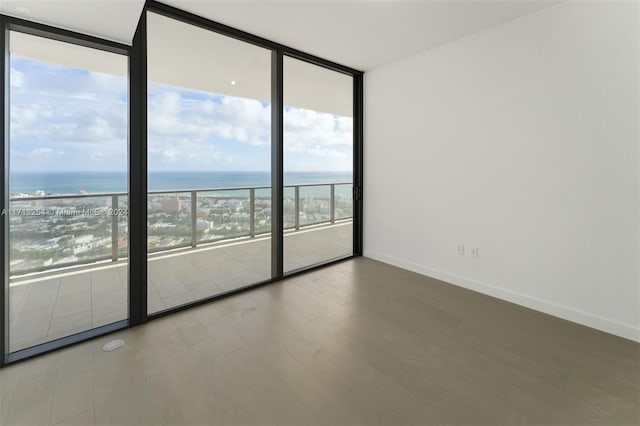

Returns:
7,32,129,352
299,185,331,227
283,57,353,272
284,186,296,230
335,184,353,220
147,12,271,314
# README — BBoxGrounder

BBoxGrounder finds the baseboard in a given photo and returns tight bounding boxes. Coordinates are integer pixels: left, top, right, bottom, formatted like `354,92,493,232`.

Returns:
364,249,640,342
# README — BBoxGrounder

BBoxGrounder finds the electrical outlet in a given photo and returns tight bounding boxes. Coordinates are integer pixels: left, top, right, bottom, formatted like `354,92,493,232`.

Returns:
457,244,465,255
471,247,479,258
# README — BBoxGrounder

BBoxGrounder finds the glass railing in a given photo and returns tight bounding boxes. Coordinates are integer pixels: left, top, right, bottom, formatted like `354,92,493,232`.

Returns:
8,182,353,276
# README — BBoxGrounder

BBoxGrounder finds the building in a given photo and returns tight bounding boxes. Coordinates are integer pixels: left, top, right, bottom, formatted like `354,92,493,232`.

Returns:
160,195,182,215
0,1,638,426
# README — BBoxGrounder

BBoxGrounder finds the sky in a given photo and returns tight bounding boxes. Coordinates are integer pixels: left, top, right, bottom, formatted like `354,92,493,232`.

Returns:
9,56,353,173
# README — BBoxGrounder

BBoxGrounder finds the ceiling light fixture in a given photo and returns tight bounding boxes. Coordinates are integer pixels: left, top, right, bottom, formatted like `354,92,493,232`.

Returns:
230,80,237,85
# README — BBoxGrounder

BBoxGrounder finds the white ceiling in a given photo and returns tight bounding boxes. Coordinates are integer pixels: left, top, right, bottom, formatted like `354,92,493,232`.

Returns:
11,30,128,76
9,9,353,116
0,0,144,44
164,0,559,71
0,0,558,71
147,11,353,116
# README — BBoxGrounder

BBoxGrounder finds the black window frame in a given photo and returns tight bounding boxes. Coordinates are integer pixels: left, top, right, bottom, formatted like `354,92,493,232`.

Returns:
0,1,363,367
0,15,131,366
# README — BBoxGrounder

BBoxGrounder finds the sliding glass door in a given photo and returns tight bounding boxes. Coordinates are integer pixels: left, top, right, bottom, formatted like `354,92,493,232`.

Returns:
0,3,361,365
6,31,129,353
283,56,354,272
146,12,272,313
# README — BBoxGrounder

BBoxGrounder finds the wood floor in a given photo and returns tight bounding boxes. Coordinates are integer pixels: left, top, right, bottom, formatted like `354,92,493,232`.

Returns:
1,257,638,425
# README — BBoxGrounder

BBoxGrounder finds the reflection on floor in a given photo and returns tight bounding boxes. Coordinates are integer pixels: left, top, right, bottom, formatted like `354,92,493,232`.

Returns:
1,258,637,426
9,222,352,352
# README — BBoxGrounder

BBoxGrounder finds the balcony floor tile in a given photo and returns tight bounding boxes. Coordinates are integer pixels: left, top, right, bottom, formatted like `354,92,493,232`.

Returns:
8,223,352,352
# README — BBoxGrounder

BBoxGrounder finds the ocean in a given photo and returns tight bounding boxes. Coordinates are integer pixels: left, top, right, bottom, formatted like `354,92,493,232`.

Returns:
10,171,353,196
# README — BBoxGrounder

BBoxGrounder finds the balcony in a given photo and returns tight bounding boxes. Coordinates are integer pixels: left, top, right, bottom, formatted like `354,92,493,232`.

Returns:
8,183,353,353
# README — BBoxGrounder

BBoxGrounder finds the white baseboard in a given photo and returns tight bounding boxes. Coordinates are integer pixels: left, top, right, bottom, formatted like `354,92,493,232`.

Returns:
364,249,640,342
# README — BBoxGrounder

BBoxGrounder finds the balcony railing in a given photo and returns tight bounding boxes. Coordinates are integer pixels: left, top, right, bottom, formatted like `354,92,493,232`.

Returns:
8,182,353,276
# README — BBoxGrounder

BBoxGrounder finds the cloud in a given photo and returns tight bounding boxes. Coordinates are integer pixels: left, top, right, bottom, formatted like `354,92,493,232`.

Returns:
283,106,353,170
9,57,353,173
10,103,42,130
10,67,24,88
147,83,352,171
11,58,126,101
161,149,176,161
148,86,271,148
148,137,236,171
28,147,64,159
9,59,128,172
213,96,271,146
284,108,352,149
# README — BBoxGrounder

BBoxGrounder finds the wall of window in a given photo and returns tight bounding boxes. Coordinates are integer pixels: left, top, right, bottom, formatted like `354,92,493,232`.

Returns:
0,2,363,365
283,56,354,272
1,22,130,362
146,11,272,313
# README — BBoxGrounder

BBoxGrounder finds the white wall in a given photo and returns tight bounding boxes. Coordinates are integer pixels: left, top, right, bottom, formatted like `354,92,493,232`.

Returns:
364,1,640,341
